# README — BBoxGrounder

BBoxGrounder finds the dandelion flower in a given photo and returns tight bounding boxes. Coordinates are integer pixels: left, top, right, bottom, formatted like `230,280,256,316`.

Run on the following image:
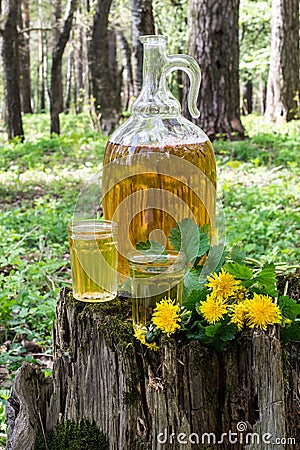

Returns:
133,326,159,351
206,268,241,300
246,293,282,331
235,286,248,302
152,298,181,336
198,295,228,324
229,301,250,331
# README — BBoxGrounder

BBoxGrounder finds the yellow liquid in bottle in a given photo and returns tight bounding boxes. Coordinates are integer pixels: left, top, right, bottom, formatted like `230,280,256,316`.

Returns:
102,141,216,276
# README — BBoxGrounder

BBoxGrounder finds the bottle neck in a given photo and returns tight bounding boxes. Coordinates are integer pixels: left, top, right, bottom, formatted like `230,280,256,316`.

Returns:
131,39,181,116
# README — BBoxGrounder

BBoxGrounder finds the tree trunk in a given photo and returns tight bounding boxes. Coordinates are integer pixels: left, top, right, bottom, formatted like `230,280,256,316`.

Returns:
65,40,74,113
50,0,78,135
242,80,253,115
184,0,245,141
18,0,32,114
265,0,299,123
75,10,84,114
6,282,300,450
54,0,64,113
131,0,155,97
1,0,24,141
37,0,47,113
117,31,134,111
87,0,120,134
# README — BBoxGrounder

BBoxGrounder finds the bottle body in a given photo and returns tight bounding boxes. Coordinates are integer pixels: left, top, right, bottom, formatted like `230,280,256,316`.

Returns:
103,116,216,276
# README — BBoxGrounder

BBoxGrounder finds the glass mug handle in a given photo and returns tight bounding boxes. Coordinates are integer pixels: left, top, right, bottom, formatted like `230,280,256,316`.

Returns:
164,54,201,119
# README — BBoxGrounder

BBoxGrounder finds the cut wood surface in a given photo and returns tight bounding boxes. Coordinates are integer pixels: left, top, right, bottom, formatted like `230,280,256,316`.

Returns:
6,287,300,450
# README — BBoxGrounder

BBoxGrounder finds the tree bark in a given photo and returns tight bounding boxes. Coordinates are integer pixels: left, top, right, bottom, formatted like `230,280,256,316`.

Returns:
242,80,253,115
117,31,134,111
50,0,78,135
75,9,84,114
6,284,300,450
131,0,155,97
65,39,74,113
88,0,120,134
37,0,47,113
1,0,24,141
265,0,299,123
18,0,32,114
184,0,245,141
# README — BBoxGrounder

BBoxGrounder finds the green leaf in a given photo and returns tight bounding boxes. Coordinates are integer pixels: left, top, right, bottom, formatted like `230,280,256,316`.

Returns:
199,244,229,276
279,296,300,321
183,287,209,311
281,321,300,344
186,319,237,351
185,321,206,340
183,269,201,295
197,233,210,257
205,322,223,337
224,262,253,280
135,240,151,251
250,266,277,296
135,240,165,255
230,245,246,263
168,218,200,262
243,263,277,297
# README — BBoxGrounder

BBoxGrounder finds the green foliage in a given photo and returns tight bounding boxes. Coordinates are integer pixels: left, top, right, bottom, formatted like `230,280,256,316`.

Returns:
0,114,107,383
215,116,300,263
135,240,166,255
135,218,300,352
239,0,271,82
0,390,9,444
279,296,300,322
34,420,109,450
186,318,237,352
223,262,253,280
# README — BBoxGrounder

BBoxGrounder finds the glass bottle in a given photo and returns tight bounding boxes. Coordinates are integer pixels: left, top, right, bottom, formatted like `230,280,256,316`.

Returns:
102,35,216,277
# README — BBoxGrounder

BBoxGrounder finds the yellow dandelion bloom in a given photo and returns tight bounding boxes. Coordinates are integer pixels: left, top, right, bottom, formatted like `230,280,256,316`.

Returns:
133,326,159,351
229,301,250,331
246,293,282,331
206,268,241,300
152,298,181,336
198,295,228,324
235,286,248,302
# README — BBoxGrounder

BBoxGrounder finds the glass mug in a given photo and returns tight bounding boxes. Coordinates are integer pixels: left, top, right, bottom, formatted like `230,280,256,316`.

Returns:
127,250,186,328
68,219,118,302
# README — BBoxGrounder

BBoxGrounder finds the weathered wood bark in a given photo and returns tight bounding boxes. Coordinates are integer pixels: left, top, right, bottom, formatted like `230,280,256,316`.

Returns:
184,0,245,141
265,0,299,123
1,0,24,140
50,0,78,135
131,0,155,97
6,284,300,450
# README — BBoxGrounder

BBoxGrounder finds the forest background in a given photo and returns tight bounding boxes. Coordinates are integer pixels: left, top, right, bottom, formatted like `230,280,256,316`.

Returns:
0,0,299,445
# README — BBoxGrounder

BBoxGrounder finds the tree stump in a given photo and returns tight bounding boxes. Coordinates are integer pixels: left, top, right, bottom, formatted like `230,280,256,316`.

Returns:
6,286,300,450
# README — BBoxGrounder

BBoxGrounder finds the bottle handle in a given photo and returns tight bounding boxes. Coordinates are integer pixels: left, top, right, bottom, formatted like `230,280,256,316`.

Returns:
164,54,201,118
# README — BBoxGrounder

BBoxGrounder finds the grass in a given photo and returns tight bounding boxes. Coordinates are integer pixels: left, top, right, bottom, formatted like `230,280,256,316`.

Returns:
0,112,299,443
